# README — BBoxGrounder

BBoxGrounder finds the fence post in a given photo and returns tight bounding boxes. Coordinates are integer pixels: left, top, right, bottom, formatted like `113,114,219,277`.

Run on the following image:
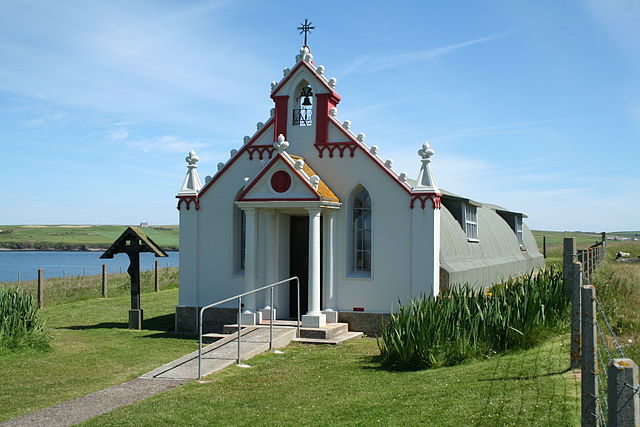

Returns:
543,235,547,258
582,285,599,426
608,358,640,427
102,264,108,298
154,260,160,292
37,268,44,309
570,262,583,369
563,237,576,293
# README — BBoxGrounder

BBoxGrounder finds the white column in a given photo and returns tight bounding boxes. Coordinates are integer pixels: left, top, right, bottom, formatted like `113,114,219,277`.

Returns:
259,209,277,321
242,208,259,324
322,210,338,323
303,208,326,328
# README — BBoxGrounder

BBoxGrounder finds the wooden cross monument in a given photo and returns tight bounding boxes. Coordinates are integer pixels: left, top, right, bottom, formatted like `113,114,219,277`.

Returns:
100,226,168,329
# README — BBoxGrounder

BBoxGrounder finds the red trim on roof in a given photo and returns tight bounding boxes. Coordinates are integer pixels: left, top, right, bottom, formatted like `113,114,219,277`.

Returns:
197,118,275,198
176,195,200,211
237,197,320,202
236,153,321,202
326,116,413,195
270,61,339,99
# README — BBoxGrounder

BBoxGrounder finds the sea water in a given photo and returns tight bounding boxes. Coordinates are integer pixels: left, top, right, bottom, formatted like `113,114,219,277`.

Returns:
0,251,179,283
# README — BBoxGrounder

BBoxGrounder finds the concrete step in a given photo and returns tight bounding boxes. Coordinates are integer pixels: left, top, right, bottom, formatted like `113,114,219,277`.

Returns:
293,331,364,345
299,322,349,340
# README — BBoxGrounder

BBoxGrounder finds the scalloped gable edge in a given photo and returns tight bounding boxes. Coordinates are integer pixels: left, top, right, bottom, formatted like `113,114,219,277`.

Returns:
270,60,340,100
198,118,275,198
237,152,324,202
325,115,419,195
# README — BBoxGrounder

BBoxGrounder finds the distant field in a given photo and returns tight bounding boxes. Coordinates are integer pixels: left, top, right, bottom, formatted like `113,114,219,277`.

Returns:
532,230,640,267
0,225,178,250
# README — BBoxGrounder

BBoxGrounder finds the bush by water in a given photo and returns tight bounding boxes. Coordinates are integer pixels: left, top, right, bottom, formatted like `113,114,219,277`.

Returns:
0,288,49,352
378,268,568,369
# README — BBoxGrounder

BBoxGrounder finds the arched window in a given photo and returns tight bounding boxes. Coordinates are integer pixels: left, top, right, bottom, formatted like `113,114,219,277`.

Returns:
351,187,372,275
233,192,246,274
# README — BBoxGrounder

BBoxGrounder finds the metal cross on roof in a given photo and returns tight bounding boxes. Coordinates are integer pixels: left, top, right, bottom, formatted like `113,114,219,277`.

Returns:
297,18,315,47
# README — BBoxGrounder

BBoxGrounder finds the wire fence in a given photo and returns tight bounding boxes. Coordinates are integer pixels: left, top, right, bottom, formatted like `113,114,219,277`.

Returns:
0,263,179,307
566,237,640,426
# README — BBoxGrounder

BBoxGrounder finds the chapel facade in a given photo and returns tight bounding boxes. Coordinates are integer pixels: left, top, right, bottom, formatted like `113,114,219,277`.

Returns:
175,46,543,333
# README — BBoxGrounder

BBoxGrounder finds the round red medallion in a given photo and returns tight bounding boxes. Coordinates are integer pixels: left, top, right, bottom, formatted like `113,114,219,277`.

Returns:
271,170,292,193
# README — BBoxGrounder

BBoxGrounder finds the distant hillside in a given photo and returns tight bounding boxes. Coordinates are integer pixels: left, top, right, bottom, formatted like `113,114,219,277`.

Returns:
0,225,179,251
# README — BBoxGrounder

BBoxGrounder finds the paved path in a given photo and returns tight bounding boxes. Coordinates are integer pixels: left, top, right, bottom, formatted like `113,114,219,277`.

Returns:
2,326,296,426
0,378,186,427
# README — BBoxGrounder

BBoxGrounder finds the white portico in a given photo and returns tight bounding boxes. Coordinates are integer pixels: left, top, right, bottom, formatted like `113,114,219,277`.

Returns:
234,134,341,328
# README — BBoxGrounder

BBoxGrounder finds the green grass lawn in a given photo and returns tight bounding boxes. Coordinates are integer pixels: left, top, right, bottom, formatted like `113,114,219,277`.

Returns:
83,334,579,426
0,288,196,422
0,225,179,250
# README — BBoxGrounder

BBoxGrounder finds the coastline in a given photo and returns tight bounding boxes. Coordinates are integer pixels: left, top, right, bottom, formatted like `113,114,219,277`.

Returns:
0,246,179,252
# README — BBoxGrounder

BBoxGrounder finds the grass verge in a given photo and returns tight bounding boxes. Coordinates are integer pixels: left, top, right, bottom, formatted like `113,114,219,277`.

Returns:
2,267,178,306
83,334,578,426
0,288,196,422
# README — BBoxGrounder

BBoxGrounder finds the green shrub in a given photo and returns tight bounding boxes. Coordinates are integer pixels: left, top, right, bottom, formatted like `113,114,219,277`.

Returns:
378,268,568,369
0,288,49,352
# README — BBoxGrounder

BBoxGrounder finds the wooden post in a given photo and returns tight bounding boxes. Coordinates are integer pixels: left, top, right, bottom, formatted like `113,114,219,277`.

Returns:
154,260,160,292
582,285,599,426
37,268,43,309
563,237,576,294
608,358,640,427
570,262,582,369
127,239,142,330
101,264,107,298
543,235,547,259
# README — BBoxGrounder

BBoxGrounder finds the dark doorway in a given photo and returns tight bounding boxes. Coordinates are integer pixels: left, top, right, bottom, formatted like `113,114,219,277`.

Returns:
289,216,309,317
289,216,323,318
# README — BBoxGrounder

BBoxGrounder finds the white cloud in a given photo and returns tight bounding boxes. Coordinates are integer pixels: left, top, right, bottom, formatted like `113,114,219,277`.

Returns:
339,30,514,76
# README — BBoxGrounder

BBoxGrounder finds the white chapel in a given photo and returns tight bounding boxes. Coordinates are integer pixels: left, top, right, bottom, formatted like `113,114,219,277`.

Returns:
175,44,543,334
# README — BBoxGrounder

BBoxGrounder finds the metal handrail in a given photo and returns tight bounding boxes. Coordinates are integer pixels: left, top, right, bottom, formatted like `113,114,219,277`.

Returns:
198,276,300,379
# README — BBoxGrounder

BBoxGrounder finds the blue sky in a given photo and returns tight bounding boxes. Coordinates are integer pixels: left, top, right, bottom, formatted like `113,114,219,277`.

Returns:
1,0,638,231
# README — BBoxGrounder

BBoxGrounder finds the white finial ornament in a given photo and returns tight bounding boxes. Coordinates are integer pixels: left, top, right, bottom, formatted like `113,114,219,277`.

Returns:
186,150,199,166
256,122,264,131
385,159,394,169
179,150,202,195
399,172,407,182
418,142,435,161
329,107,337,117
205,175,212,184
243,177,251,189
271,81,278,90
274,134,289,153
217,162,225,171
370,145,379,155
357,133,366,143
317,65,325,75
328,78,337,89
294,159,305,170
310,175,320,189
283,67,290,76
416,141,438,189
243,136,251,144
342,120,351,130
270,108,275,118
230,149,238,158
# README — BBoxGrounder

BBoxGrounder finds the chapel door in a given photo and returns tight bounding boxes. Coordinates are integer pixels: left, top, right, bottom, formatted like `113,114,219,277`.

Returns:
289,216,309,318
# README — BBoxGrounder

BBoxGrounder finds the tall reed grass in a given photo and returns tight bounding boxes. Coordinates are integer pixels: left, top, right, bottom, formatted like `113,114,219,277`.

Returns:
378,268,567,369
0,288,49,352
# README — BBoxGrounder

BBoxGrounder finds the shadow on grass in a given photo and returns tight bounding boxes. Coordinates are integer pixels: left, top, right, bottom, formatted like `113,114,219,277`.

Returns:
357,354,428,373
478,366,571,382
61,314,179,334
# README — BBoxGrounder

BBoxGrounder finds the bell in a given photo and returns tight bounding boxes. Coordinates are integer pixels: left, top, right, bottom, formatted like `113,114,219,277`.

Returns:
302,96,312,106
